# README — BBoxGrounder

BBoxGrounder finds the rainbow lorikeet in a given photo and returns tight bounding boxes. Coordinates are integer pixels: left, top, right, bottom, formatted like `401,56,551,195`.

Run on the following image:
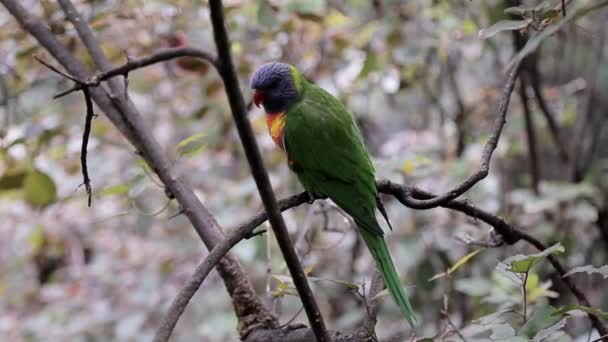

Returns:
250,62,416,326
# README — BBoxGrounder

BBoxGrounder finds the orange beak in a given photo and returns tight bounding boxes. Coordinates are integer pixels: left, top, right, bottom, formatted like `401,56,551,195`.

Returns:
253,90,265,108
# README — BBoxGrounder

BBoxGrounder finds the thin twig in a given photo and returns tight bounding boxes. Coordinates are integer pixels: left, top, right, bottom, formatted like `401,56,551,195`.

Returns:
81,87,94,206
53,47,218,99
522,270,529,323
208,1,330,341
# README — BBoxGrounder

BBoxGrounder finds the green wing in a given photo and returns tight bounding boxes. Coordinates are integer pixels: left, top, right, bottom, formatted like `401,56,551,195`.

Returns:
284,83,381,236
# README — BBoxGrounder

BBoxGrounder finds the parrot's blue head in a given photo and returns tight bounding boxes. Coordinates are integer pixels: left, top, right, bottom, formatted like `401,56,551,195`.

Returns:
250,62,300,113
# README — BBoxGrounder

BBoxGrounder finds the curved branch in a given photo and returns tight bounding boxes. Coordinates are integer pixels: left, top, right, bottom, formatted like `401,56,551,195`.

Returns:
156,179,607,340
403,60,521,209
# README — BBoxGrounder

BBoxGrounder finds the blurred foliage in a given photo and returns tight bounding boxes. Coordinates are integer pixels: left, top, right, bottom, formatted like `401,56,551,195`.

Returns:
1,0,607,341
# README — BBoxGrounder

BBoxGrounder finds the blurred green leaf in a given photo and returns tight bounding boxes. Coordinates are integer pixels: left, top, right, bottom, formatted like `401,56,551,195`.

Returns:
0,167,26,190
287,0,326,15
504,6,526,16
430,248,483,281
563,265,608,279
99,184,131,196
479,19,531,39
554,304,608,320
23,169,57,207
520,305,564,338
176,133,208,158
28,225,45,253
506,243,564,273
490,323,515,339
257,0,278,29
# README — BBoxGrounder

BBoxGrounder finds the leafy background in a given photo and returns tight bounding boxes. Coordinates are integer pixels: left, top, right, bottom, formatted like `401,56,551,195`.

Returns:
0,0,607,341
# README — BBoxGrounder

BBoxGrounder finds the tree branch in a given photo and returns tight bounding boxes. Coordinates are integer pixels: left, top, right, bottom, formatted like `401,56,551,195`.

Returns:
0,0,277,337
53,47,218,99
155,178,608,340
401,60,521,209
518,77,540,195
528,61,569,162
207,1,330,341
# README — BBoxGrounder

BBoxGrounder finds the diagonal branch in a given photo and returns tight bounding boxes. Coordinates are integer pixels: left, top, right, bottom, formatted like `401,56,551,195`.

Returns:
207,1,330,340
154,193,310,342
402,61,521,209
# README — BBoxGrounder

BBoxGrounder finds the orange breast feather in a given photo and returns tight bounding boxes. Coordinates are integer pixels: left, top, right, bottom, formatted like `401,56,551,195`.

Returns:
266,112,286,151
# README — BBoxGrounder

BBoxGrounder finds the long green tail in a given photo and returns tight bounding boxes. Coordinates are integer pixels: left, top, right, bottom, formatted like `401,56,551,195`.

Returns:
360,227,416,327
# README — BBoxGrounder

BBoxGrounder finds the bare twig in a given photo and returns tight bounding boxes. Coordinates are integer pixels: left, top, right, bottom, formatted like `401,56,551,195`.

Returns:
33,56,95,206
208,1,330,340
353,271,384,340
81,87,94,206
53,47,218,99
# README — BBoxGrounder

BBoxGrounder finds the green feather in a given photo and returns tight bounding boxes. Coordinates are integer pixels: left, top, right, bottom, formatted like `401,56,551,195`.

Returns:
283,67,416,326
360,228,416,327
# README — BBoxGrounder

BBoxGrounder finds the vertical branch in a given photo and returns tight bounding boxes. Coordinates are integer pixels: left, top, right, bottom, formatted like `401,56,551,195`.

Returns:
518,78,540,195
570,20,607,182
1,0,278,337
446,53,467,157
207,1,330,341
528,63,569,162
81,87,94,206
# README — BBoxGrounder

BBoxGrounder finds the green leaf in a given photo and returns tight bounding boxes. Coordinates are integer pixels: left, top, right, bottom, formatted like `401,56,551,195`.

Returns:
430,248,483,281
504,6,526,16
563,265,608,279
176,133,208,158
554,304,608,320
506,243,564,273
287,0,326,15
257,0,278,29
0,167,26,190
478,19,531,39
23,169,57,207
28,225,45,253
99,184,131,196
520,306,564,338
490,324,515,339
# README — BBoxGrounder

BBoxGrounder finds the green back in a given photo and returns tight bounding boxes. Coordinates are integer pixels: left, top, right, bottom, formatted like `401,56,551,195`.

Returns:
284,81,382,236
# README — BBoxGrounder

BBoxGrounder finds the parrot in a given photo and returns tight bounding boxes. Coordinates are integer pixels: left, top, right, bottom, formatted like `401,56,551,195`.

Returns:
250,61,416,326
